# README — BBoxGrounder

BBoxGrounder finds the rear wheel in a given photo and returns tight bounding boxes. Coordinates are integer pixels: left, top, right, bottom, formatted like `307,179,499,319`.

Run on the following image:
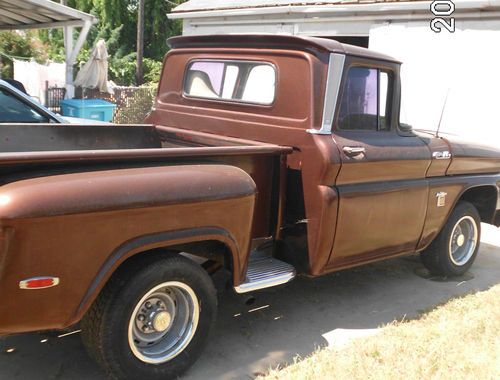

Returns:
81,254,217,380
421,201,481,276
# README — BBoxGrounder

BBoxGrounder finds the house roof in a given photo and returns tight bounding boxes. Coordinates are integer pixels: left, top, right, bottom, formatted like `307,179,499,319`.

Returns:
0,0,97,30
168,34,400,63
170,0,500,20
171,0,428,14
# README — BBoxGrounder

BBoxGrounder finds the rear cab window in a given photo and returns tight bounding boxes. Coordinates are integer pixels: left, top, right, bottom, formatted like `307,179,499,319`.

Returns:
184,60,276,105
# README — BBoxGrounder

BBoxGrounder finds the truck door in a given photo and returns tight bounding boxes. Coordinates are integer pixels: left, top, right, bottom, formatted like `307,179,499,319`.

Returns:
327,58,431,269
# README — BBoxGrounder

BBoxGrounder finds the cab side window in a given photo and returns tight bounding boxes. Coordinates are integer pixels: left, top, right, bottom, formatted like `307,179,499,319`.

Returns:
338,67,392,131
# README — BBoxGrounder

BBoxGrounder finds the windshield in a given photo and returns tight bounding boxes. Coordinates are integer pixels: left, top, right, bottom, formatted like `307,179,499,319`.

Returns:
0,88,50,123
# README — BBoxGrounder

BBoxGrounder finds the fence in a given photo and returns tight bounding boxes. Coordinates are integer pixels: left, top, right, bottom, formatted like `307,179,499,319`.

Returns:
45,81,66,114
78,85,157,124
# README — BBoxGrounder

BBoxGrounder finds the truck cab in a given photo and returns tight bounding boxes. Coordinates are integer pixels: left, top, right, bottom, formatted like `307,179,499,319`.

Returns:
148,34,500,278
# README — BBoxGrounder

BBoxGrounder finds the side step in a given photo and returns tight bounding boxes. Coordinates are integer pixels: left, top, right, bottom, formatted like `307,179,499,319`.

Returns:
234,254,296,294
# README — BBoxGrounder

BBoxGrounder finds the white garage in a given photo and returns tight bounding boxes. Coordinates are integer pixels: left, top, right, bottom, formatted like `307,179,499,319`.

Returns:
169,0,500,143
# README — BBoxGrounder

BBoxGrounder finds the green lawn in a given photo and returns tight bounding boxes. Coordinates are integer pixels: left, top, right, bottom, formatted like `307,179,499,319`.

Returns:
260,284,500,380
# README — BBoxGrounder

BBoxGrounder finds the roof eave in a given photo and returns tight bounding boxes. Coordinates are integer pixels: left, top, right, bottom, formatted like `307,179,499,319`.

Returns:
27,0,97,23
0,19,96,30
0,0,97,30
168,0,500,19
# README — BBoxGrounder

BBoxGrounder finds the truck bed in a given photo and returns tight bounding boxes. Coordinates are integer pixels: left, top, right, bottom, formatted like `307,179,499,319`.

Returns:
0,123,292,239
0,124,290,165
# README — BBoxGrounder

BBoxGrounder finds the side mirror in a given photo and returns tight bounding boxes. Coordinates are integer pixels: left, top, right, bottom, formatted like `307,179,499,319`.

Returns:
399,123,413,133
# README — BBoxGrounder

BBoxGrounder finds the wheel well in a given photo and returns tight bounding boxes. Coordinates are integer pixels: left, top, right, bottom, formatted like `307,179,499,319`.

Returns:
74,239,234,327
116,240,233,276
168,240,233,271
458,186,498,224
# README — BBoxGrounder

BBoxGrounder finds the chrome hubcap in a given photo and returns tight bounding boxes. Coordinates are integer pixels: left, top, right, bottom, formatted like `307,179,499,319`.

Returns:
153,311,172,332
449,216,478,266
128,282,199,364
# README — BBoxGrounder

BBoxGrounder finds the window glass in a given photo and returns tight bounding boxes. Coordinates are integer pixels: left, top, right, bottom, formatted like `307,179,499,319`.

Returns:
221,65,239,99
338,67,391,131
184,60,276,105
0,89,48,123
186,61,224,99
241,65,275,104
379,71,390,130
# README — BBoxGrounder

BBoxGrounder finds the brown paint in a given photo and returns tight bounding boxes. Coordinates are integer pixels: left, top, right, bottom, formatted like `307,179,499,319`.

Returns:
0,34,499,335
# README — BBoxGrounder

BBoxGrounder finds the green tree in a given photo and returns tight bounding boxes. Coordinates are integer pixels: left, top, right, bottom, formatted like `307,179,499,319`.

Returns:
0,31,48,78
143,0,183,61
38,0,185,85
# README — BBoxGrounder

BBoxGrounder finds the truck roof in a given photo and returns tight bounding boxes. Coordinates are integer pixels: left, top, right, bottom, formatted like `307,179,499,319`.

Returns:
168,34,400,64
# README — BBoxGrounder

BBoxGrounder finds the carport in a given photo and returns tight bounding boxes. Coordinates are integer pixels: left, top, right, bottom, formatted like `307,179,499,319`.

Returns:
0,0,97,97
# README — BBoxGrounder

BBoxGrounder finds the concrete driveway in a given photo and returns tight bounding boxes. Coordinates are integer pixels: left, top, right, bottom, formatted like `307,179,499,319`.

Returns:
1,224,499,380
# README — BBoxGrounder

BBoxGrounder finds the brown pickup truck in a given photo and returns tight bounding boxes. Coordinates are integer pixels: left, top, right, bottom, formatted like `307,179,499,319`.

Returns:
1,35,499,379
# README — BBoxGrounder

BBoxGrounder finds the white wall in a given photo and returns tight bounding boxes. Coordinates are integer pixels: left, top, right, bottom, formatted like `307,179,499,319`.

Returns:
182,17,373,37
369,20,500,145
13,60,66,105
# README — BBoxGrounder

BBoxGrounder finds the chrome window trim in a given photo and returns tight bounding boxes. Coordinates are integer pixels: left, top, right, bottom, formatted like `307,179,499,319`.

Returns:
307,53,345,135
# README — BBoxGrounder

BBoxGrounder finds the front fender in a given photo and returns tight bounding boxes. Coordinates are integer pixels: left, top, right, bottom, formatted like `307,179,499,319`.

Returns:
418,174,500,250
0,164,256,334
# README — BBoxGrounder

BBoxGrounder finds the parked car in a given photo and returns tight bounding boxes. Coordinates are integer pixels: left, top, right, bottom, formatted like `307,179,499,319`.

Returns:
0,79,109,124
0,35,499,380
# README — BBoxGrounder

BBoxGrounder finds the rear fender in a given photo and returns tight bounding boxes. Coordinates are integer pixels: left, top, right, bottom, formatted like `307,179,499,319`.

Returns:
0,164,256,334
72,226,239,326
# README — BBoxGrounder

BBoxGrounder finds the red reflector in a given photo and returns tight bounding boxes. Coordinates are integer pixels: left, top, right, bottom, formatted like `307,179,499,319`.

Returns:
19,277,60,290
26,278,54,288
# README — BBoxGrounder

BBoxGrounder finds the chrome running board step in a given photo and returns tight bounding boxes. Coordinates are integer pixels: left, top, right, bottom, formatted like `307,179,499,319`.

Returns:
234,254,296,294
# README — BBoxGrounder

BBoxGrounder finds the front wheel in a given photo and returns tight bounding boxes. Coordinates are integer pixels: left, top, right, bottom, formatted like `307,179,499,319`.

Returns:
421,201,481,276
81,253,217,380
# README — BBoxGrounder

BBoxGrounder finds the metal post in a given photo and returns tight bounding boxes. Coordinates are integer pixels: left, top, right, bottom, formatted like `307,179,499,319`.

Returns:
136,0,145,85
63,25,75,98
61,0,72,98
63,19,92,99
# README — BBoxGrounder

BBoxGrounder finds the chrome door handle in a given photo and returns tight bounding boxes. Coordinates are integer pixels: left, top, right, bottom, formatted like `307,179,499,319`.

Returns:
343,146,366,156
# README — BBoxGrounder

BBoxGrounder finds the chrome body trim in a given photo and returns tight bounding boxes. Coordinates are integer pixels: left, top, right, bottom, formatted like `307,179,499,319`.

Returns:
234,254,296,293
343,146,366,156
432,151,451,160
307,53,345,135
436,191,448,207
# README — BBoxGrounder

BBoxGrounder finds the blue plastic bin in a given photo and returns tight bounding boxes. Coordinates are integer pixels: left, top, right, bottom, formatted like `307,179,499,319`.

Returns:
60,99,116,122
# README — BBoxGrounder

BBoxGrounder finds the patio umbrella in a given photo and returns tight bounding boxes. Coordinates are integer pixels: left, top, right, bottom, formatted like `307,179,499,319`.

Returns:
74,39,113,94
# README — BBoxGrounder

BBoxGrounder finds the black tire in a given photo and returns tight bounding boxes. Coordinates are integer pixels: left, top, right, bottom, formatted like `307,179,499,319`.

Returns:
81,253,217,380
421,201,481,276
